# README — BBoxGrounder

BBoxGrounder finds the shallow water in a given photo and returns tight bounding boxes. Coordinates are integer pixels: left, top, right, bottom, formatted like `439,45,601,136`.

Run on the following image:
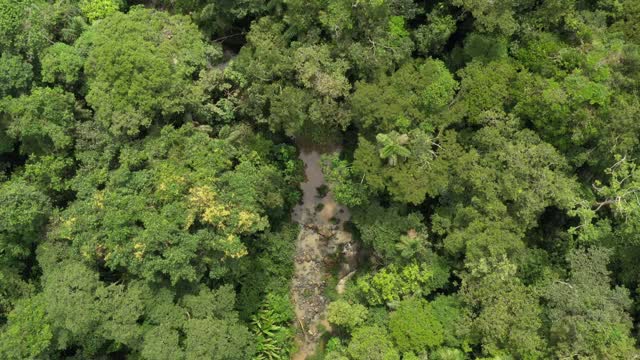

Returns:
291,148,351,225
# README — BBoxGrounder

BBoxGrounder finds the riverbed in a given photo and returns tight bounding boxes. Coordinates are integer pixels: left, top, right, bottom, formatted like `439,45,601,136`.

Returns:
290,145,356,360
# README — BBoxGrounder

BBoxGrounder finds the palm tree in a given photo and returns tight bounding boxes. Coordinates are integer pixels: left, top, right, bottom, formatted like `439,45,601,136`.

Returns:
376,131,411,166
395,229,428,259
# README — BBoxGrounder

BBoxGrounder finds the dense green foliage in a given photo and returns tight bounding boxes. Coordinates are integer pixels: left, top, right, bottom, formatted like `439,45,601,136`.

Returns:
1,0,640,359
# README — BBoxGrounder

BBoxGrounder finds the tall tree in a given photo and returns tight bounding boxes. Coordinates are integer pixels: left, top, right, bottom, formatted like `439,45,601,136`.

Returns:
544,248,638,359
79,7,212,136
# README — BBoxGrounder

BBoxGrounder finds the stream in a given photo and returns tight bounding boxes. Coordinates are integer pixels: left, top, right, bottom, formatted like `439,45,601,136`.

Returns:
290,145,357,360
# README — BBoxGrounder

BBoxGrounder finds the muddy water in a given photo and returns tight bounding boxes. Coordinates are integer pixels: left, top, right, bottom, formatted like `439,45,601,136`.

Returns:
290,146,356,360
